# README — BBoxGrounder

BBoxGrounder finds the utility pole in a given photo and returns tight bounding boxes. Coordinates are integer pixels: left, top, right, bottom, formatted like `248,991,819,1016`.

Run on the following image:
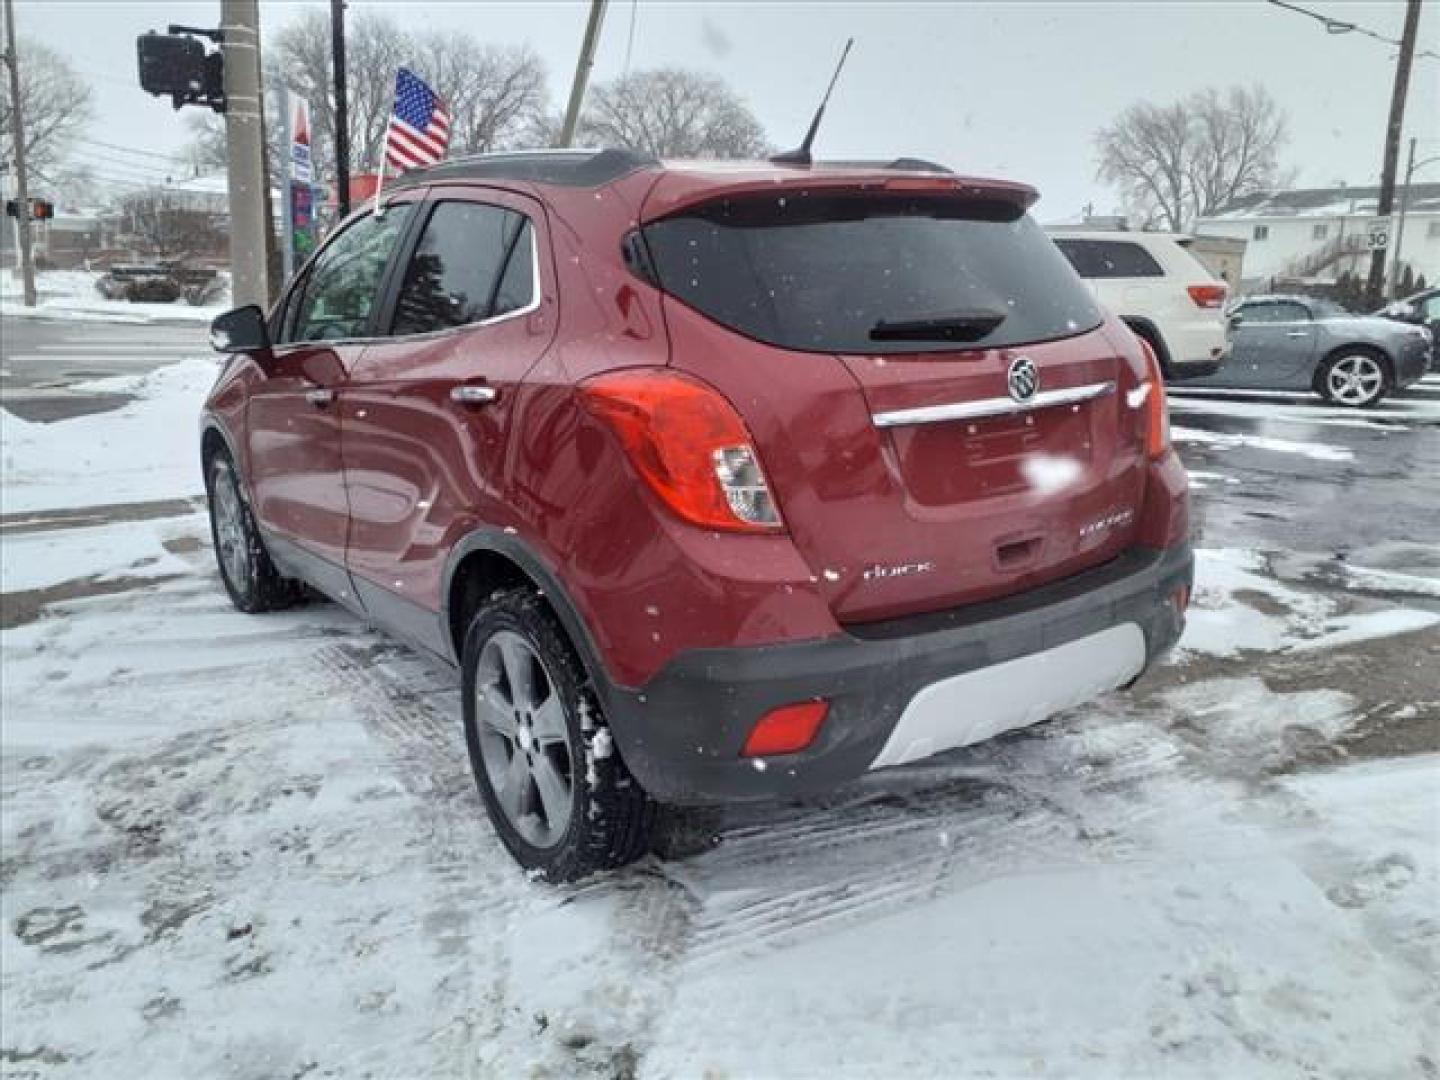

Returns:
1366,0,1422,307
330,0,350,217
2,0,36,307
220,0,269,308
1388,138,1440,299
1388,138,1416,298
559,0,607,148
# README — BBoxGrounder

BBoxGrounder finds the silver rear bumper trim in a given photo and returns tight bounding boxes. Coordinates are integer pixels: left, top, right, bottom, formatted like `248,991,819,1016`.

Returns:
868,622,1146,769
872,380,1116,428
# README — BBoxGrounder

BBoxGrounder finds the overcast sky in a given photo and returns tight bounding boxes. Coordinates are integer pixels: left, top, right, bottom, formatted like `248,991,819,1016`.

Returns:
13,0,1438,219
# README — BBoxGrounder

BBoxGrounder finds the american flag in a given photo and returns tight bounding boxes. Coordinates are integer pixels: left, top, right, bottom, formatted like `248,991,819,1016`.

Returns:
385,68,451,172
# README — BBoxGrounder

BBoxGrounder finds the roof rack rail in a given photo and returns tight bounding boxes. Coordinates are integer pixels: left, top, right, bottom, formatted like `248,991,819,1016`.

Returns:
392,147,660,189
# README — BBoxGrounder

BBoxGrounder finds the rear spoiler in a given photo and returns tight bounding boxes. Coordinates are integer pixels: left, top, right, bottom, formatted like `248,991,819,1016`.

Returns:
639,171,1040,224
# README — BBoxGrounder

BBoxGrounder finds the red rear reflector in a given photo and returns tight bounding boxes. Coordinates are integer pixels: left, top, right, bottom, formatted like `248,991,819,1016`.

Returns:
741,701,829,757
1187,283,1228,309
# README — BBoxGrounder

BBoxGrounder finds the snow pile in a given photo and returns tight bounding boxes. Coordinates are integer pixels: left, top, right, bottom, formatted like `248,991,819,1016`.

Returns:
0,513,205,593
1179,549,1328,656
1173,425,1355,462
0,357,217,513
1175,548,1439,660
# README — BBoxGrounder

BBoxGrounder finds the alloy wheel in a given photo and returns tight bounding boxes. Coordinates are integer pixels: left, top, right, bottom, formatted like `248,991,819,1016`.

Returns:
1326,354,1384,406
474,630,575,849
212,468,251,594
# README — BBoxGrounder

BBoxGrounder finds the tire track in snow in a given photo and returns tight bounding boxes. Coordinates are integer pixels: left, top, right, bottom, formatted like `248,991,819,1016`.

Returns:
308,641,702,1076
309,641,543,1074
677,709,1193,972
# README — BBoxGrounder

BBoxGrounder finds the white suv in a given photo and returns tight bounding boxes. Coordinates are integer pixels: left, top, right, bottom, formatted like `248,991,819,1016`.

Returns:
1049,231,1230,381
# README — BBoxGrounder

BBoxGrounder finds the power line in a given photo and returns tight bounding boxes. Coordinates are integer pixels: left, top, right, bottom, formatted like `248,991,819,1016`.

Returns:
74,137,187,163
1264,0,1439,60
78,150,179,177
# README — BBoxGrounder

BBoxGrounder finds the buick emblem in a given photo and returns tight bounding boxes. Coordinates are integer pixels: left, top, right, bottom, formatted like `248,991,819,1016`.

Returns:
1007,357,1039,402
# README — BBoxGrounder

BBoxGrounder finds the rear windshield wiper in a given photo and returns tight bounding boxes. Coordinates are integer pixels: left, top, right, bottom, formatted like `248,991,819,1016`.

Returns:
868,310,1008,342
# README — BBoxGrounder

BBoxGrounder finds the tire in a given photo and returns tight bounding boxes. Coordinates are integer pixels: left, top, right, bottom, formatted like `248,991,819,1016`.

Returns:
206,453,301,613
461,587,656,882
1317,348,1389,408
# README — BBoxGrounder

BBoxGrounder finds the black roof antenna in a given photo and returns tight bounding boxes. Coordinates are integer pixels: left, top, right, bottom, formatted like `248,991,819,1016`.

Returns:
771,38,854,167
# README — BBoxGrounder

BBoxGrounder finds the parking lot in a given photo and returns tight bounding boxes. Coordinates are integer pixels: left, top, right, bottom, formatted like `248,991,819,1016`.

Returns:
2,320,1437,1078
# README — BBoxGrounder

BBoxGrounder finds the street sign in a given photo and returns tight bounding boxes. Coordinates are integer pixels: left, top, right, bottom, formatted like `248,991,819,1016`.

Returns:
282,91,317,280
289,95,313,183
1366,219,1390,251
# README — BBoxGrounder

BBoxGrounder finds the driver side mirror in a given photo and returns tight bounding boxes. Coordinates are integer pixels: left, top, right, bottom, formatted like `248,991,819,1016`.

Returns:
210,304,271,353
1228,313,1245,327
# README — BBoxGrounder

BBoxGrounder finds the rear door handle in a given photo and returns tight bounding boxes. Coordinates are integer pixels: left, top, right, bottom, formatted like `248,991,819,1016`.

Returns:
450,385,498,406
1285,331,1309,338
305,388,335,407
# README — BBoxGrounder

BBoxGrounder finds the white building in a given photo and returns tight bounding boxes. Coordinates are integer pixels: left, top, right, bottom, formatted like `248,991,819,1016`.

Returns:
1194,182,1440,292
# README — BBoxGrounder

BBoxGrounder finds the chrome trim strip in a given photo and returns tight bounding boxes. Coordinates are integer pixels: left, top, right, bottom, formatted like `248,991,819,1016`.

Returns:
872,380,1116,428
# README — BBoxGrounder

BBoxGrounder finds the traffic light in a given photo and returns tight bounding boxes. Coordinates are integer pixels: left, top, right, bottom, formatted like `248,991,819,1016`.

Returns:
136,30,225,112
5,199,55,220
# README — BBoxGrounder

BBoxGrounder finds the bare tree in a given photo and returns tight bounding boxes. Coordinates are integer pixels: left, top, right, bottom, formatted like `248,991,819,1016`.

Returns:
117,187,225,259
1096,85,1289,231
255,11,548,185
183,74,287,189
580,69,768,158
413,36,547,155
0,39,92,184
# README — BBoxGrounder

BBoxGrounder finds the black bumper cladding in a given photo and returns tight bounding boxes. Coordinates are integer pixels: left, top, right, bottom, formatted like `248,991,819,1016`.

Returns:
603,544,1194,804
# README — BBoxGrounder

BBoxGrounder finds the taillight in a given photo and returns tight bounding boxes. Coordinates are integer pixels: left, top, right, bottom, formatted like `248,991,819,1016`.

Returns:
579,368,783,532
1137,337,1170,459
1187,283,1228,309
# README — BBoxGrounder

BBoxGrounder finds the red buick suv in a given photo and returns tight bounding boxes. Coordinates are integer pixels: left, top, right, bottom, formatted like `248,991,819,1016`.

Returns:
203,149,1192,881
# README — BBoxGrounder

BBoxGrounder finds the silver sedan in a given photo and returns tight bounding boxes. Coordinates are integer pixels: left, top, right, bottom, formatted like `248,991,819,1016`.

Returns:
1186,295,1431,407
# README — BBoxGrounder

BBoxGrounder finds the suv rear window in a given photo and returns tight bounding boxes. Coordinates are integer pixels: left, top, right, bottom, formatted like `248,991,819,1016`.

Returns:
1053,238,1164,279
640,193,1102,354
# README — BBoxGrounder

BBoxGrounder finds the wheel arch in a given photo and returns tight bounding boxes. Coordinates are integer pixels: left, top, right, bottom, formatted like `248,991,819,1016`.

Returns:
1122,317,1173,375
200,415,245,495
441,530,618,701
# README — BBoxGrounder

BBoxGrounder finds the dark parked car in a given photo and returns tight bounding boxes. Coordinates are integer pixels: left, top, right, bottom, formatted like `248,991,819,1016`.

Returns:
1187,295,1431,406
202,149,1192,881
96,263,182,303
1376,287,1440,370
96,261,221,305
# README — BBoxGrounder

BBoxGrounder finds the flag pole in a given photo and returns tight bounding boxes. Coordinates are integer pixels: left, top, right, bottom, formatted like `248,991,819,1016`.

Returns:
372,153,386,217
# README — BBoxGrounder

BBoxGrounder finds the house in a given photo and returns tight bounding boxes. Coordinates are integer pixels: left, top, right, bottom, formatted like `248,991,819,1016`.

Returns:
1194,183,1440,292
1,207,115,270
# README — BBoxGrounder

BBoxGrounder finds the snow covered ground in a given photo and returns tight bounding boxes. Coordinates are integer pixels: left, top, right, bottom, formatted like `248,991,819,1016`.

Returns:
1,358,214,513
2,359,1437,1077
1,270,228,326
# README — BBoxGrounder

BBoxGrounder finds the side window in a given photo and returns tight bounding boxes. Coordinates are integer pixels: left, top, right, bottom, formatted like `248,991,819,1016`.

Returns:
1053,239,1162,278
1241,301,1308,324
391,201,536,336
290,207,414,343
1421,295,1440,320
492,219,536,317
